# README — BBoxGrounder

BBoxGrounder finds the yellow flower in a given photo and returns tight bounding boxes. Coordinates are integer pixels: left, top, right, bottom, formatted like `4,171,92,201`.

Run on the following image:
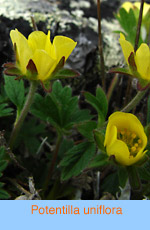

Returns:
119,33,150,83
134,2,150,17
8,29,77,82
104,112,147,166
121,1,150,17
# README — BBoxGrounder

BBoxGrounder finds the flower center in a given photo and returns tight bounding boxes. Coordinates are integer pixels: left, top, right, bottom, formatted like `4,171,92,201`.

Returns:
117,129,142,156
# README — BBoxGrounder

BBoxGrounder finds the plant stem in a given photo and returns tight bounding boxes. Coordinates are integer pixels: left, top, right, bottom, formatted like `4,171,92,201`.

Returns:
107,73,118,103
97,0,106,92
125,0,144,104
31,16,38,31
44,133,62,191
9,81,38,149
121,89,148,113
134,0,145,52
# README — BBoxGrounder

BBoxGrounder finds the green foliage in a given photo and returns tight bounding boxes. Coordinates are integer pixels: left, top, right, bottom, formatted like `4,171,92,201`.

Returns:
16,118,46,155
58,138,74,159
60,142,96,180
77,121,97,141
84,86,108,126
46,179,76,200
0,147,10,199
93,129,105,152
0,81,13,117
118,167,128,188
0,103,13,117
31,81,92,133
89,152,108,168
101,171,120,195
138,160,150,181
115,8,143,45
4,75,25,112
53,68,79,79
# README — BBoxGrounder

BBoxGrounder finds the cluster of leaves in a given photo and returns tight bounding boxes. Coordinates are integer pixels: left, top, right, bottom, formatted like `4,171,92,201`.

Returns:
1,71,123,199
2,69,150,199
115,7,150,45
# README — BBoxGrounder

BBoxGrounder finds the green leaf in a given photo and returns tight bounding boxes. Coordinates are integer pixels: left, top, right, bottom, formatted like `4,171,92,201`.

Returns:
116,8,143,46
58,139,74,159
53,68,80,79
60,142,96,180
31,81,92,132
96,86,108,117
4,67,22,76
94,129,105,151
138,161,150,181
89,152,108,168
0,103,13,117
77,121,97,141
0,182,5,188
118,167,128,188
101,171,120,195
47,179,75,200
109,67,133,76
117,8,137,45
41,80,52,92
16,119,46,155
31,93,61,129
0,188,10,199
127,166,141,191
0,147,6,161
0,160,8,172
4,75,25,110
84,87,108,125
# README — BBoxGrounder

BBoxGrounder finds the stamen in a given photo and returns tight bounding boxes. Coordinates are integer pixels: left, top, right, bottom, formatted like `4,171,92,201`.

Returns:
131,133,136,139
117,129,141,157
131,146,136,152
127,131,130,136
138,139,142,144
121,130,125,135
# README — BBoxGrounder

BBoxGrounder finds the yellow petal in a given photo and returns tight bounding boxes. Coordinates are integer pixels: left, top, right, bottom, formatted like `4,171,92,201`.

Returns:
108,140,146,166
121,2,133,12
28,31,51,52
106,139,131,165
135,43,150,80
45,31,54,59
52,36,77,62
119,33,134,65
32,49,57,81
104,125,117,147
10,29,32,74
134,2,150,16
107,112,147,145
104,112,147,166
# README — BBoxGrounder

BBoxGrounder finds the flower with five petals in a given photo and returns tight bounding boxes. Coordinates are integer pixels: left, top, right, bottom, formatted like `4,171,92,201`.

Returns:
104,112,147,166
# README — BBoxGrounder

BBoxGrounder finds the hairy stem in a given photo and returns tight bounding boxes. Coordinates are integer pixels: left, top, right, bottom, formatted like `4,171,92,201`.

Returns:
97,0,106,92
107,73,118,103
9,81,38,149
44,133,62,191
121,89,148,113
